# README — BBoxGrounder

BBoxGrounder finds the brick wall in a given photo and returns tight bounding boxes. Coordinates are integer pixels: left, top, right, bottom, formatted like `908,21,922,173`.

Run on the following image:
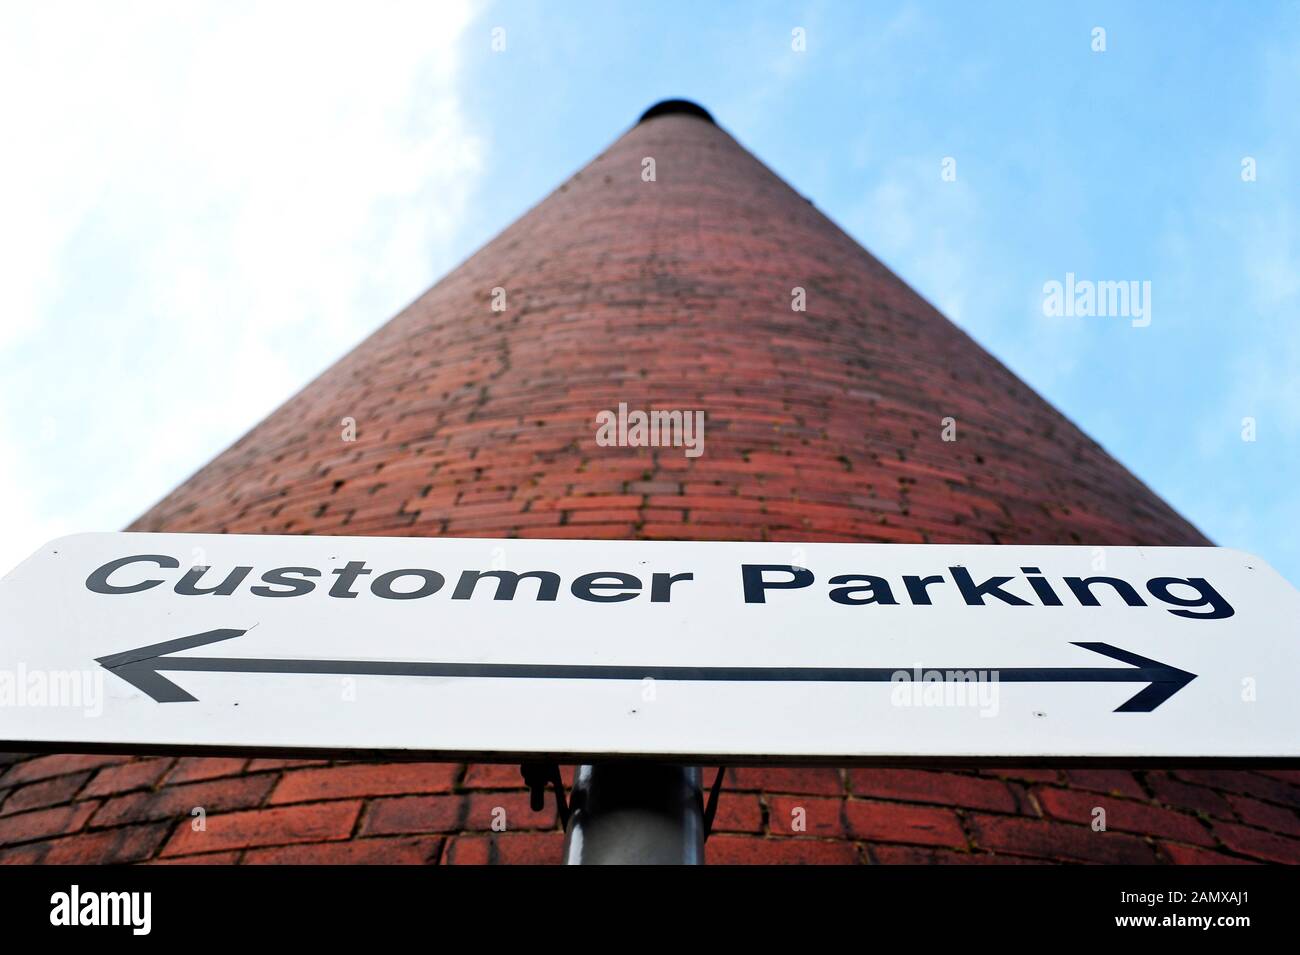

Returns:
3,107,1296,864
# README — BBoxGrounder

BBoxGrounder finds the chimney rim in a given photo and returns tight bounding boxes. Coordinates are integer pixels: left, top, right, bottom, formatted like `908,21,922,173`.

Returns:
637,98,715,125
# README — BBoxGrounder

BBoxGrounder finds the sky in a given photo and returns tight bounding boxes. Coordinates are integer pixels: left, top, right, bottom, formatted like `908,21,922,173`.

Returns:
1,1,1297,586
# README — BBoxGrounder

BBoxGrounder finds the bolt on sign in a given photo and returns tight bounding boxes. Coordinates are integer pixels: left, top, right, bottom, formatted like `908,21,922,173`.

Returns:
1,533,1298,764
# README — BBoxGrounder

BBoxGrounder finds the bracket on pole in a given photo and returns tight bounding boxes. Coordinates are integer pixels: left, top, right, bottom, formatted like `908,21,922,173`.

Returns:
520,761,570,828
702,767,726,840
522,762,724,862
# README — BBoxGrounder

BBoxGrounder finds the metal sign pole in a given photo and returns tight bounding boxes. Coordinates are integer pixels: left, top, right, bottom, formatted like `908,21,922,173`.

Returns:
562,763,705,864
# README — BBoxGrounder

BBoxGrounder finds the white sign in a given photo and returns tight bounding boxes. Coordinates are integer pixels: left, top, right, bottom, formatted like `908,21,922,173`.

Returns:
1,532,1298,763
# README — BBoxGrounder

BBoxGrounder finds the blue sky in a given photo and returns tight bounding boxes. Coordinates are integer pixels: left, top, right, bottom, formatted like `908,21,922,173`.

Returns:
1,1,1297,585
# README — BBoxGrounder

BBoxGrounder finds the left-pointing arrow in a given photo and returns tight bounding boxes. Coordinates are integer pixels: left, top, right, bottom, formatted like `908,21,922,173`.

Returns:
96,629,251,703
96,630,1197,711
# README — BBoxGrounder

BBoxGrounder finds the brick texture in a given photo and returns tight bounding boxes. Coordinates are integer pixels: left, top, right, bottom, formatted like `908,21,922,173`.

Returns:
2,106,1294,865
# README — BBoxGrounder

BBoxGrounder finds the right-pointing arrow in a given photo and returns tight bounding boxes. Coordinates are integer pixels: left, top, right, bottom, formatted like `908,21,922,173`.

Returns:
1065,642,1197,712
95,631,1196,712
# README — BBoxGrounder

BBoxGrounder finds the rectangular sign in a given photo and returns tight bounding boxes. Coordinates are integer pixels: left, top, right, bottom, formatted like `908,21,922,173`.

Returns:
1,532,1298,764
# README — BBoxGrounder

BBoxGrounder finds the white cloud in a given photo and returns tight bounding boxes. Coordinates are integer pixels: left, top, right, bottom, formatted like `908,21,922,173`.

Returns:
0,1,485,575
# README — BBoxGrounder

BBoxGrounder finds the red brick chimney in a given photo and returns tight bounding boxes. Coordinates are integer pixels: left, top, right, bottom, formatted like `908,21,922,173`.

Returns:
2,101,1297,864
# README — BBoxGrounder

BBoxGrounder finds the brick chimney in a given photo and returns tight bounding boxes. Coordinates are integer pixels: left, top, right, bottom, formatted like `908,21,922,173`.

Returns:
2,101,1296,865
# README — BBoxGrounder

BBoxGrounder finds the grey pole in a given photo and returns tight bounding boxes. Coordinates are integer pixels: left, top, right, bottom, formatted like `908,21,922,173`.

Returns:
562,763,705,864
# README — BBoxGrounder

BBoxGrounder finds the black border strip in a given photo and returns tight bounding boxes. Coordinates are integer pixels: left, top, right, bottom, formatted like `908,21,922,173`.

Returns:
3,738,1298,769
